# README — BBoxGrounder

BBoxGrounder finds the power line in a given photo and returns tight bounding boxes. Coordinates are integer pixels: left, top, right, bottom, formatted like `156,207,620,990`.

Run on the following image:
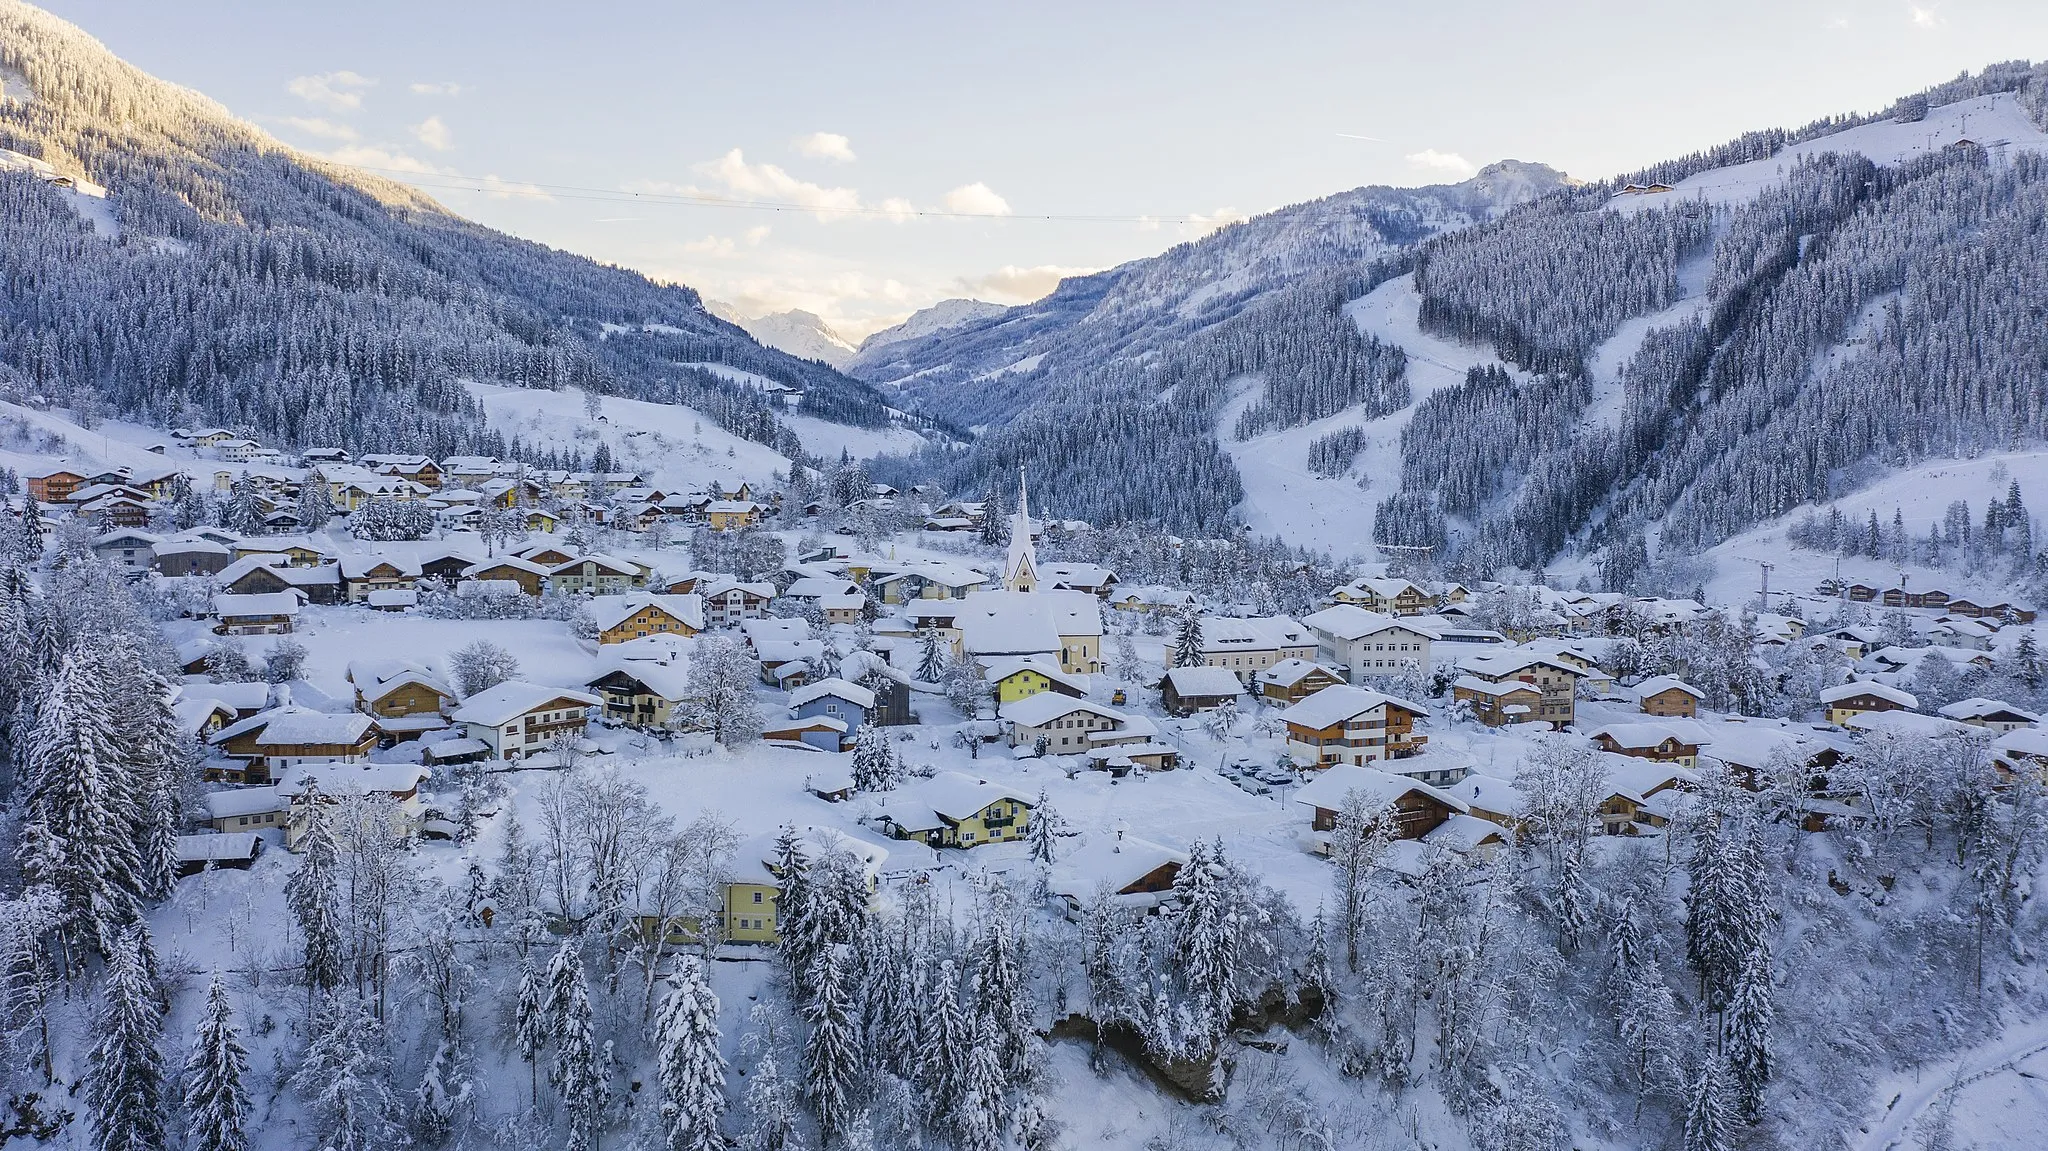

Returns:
344,163,1223,224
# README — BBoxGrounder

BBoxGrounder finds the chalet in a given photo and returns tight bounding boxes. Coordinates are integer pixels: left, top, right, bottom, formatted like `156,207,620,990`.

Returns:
1938,697,2040,733
1258,659,1347,704
338,556,422,603
212,590,304,635
787,678,875,749
698,577,775,625
1301,605,1436,682
208,707,379,783
1106,585,1194,614
1699,726,1844,794
1000,694,1126,752
705,500,762,531
1454,650,1585,728
877,772,1035,849
174,834,263,877
1040,562,1117,597
717,829,888,945
1597,757,1694,835
91,529,161,572
1819,681,1918,726
586,657,695,729
274,761,429,850
1047,832,1186,919
593,593,705,644
1446,773,1532,833
361,454,445,489
26,467,87,502
346,659,454,720
1634,675,1703,718
230,537,331,567
152,537,234,577
1330,577,1435,616
450,682,600,760
173,696,238,739
1199,615,1317,682
461,557,548,596
551,555,646,595
515,543,578,568
982,654,1088,704
219,557,342,604
1590,721,1707,769
199,787,288,835
1083,715,1182,771
1280,685,1430,767
1293,764,1468,853
1158,665,1248,716
180,681,272,722
760,714,849,749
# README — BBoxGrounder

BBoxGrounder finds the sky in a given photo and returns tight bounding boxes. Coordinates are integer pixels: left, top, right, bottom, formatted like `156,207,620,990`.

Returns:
35,0,2048,340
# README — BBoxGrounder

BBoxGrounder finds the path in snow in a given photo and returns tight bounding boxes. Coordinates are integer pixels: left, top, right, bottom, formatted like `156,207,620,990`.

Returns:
1580,247,1715,430
1853,1020,2048,1151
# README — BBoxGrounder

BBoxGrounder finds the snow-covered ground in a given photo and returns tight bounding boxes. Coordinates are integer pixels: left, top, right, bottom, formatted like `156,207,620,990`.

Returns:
1610,92,2048,217
782,412,930,461
465,381,789,490
1580,247,1715,430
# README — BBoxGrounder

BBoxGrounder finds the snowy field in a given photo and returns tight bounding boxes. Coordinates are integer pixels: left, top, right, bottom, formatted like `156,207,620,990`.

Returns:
464,381,789,491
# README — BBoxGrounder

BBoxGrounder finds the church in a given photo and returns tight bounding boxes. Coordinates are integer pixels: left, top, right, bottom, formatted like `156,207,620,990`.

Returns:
955,469,1103,676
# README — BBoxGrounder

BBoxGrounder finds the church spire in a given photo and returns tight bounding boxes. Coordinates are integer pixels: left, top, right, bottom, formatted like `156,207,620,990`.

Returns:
1004,465,1038,592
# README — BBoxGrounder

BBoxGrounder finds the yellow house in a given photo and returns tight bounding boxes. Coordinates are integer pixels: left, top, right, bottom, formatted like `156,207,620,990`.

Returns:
592,593,705,644
718,829,889,945
877,772,1035,849
586,658,694,729
705,500,762,531
981,655,1089,704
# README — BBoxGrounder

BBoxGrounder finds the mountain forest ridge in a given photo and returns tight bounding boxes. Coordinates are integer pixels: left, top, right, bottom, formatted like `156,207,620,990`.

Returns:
4,0,2048,587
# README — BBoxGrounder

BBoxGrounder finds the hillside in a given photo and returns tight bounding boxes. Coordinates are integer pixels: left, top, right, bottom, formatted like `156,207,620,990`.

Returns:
709,305,859,370
878,63,2048,565
0,0,891,462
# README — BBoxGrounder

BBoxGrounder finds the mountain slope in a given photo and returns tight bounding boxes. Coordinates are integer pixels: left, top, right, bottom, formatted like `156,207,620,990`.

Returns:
0,0,889,459
729,309,858,369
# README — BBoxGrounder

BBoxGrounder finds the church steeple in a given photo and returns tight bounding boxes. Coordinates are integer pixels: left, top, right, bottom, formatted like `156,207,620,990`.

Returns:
1003,465,1037,593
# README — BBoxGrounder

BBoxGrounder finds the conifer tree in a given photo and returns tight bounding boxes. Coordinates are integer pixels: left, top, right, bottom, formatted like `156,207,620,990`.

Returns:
740,1053,803,1151
1682,1059,1734,1151
515,953,548,1105
850,726,897,793
293,994,401,1151
916,625,947,683
1685,820,1763,1013
285,786,344,1001
923,960,968,1126
1724,939,1776,1122
1026,787,1062,867
654,955,727,1151
547,941,607,1151
951,1015,1006,1151
1172,839,1234,1044
87,927,165,1151
972,916,1031,1078
1171,603,1205,669
183,976,252,1151
802,944,861,1142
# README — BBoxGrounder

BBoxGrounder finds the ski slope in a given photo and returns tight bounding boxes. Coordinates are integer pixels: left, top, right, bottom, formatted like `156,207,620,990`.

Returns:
466,382,789,491
1610,92,2048,217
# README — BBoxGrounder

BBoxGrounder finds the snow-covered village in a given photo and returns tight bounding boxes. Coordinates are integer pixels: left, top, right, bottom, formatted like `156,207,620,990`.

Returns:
9,3,2048,1151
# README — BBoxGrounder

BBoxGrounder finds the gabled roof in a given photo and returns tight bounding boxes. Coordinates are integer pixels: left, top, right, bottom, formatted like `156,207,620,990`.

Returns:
1048,833,1186,903
1818,680,1918,709
592,593,706,634
788,677,876,711
1161,666,1248,698
1302,604,1440,642
1590,720,1710,750
254,710,376,747
462,556,550,577
1634,675,1703,701
1258,658,1345,688
1939,697,2040,723
879,771,1033,833
550,554,638,576
450,681,601,726
998,694,1126,728
1457,650,1586,680
212,590,305,618
981,654,1089,695
1293,763,1468,814
1280,685,1429,729
1201,615,1312,652
338,554,422,579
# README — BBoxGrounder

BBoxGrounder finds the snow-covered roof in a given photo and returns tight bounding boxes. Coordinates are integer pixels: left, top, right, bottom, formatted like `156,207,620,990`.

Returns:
201,786,286,820
998,694,1126,728
1698,725,1824,770
176,833,261,863
1452,675,1540,699
1302,604,1439,642
1818,680,1918,709
1293,764,1468,814
1458,649,1589,680
1259,658,1344,688
273,761,429,798
1446,771,1530,818
338,554,422,579
879,772,1033,832
1200,615,1311,652
1590,720,1710,750
1421,813,1506,853
1843,710,1977,739
179,681,272,712
981,654,1089,695
1281,685,1429,729
450,681,600,726
592,593,706,634
462,556,550,577
788,677,876,711
1048,834,1187,904
212,590,305,618
588,653,695,701
252,710,375,747
1162,666,1247,699
1633,675,1703,701
1940,697,2040,723
742,617,813,646
785,576,861,599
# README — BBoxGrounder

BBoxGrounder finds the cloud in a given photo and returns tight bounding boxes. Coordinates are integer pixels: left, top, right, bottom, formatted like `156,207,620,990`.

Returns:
279,117,360,142
942,182,1011,216
286,70,376,112
956,264,1092,304
691,148,862,215
321,144,441,175
793,132,856,162
1185,207,1247,236
411,115,454,151
1910,4,1942,27
684,234,737,257
410,81,464,96
1405,148,1476,176
743,225,772,244
878,197,917,222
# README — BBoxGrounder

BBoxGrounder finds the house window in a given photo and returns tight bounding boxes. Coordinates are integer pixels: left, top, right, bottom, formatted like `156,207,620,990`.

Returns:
752,891,763,904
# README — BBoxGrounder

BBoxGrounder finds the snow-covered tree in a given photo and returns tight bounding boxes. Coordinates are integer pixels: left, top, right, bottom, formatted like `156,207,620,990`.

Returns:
951,1015,1006,1151
801,944,861,1141
448,640,520,697
1723,938,1775,1121
654,956,727,1151
547,941,608,1151
850,726,898,793
1171,604,1205,669
1682,1058,1734,1151
285,787,345,1001
739,1053,804,1151
679,635,761,747
86,927,164,1151
514,953,548,1105
916,625,948,683
293,994,401,1151
1026,787,1062,866
296,472,335,531
183,976,251,1151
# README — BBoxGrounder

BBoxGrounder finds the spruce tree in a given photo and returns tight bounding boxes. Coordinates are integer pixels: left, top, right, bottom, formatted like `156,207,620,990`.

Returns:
183,976,252,1151
972,916,1030,1078
1172,839,1233,1044
739,1054,802,1151
923,960,968,1126
1685,820,1762,1013
515,953,548,1105
801,944,861,1141
916,625,947,683
86,927,165,1151
547,941,607,1151
1724,939,1776,1122
850,727,897,793
1026,788,1061,867
653,956,727,1151
1171,603,1205,669
951,1015,1006,1151
285,786,344,1001
1682,1059,1734,1151
293,994,400,1151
